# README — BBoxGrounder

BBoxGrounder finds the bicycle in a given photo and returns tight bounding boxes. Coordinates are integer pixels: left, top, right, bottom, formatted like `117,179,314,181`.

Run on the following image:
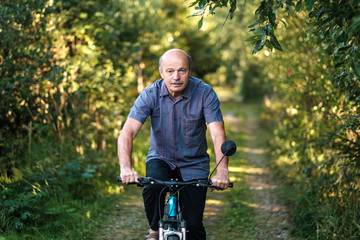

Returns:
117,140,237,240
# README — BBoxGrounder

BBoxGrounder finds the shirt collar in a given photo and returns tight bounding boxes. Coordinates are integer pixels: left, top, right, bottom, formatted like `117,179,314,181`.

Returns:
160,77,193,99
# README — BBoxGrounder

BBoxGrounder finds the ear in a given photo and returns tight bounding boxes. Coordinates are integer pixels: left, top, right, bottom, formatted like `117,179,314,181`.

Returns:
159,69,164,79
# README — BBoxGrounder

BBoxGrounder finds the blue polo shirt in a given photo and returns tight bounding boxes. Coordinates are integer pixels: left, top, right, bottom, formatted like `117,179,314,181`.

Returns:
128,76,223,181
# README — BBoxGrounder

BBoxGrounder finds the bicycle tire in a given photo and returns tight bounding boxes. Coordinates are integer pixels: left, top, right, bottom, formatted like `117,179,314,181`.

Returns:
167,236,180,240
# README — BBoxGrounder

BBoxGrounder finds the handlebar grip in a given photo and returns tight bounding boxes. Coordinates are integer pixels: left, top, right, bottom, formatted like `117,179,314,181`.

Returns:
211,182,234,190
117,176,144,187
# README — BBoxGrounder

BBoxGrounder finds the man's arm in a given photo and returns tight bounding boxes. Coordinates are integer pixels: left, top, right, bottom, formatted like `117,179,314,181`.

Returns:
208,121,229,190
117,117,143,184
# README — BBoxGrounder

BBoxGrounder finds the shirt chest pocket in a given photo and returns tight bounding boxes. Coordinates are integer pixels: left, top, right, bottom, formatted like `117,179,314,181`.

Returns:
183,118,205,148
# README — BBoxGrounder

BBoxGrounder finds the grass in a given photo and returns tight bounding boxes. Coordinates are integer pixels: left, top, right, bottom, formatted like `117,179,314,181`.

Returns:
0,132,121,239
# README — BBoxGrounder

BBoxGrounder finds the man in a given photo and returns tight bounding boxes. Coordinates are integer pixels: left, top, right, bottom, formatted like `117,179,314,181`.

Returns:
118,49,229,240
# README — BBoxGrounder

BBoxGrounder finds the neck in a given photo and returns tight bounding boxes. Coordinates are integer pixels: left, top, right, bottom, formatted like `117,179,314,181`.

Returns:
171,92,182,100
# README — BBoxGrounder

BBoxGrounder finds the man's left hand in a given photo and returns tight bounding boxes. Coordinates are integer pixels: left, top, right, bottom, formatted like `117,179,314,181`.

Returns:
210,172,229,191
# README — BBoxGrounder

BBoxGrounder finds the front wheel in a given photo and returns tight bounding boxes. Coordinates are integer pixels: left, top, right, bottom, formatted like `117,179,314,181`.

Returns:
167,235,180,240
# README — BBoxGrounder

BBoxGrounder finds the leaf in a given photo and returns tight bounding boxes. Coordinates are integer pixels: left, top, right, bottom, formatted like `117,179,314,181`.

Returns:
253,27,264,35
270,33,283,51
265,24,271,35
295,1,303,12
21,211,31,220
209,6,215,15
253,32,266,54
198,17,203,30
335,31,348,44
351,60,360,77
306,0,316,11
199,0,208,8
229,0,237,19
187,10,204,18
280,19,287,28
79,12,88,19
253,39,263,54
268,9,277,25
188,1,199,8
248,20,259,28
82,172,93,179
349,16,360,37
265,39,273,50
66,208,76,213
245,35,259,45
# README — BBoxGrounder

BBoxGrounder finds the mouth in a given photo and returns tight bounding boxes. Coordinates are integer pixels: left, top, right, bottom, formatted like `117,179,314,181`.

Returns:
170,81,184,86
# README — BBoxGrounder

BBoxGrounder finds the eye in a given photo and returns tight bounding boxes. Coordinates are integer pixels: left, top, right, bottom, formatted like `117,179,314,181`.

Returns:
166,69,174,75
179,69,186,74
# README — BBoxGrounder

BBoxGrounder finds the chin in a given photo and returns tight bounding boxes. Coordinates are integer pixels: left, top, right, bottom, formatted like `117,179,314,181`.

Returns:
172,87,185,92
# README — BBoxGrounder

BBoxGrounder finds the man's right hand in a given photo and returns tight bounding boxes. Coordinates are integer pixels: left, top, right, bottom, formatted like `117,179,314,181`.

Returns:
120,168,139,185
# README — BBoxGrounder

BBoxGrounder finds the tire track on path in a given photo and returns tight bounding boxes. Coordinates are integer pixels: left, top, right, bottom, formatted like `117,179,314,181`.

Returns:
241,105,290,239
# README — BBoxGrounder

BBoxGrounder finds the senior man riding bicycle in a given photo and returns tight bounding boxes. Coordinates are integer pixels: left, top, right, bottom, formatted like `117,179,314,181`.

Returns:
117,49,229,240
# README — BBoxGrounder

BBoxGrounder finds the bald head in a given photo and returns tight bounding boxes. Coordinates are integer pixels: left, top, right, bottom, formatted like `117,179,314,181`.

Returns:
159,49,192,72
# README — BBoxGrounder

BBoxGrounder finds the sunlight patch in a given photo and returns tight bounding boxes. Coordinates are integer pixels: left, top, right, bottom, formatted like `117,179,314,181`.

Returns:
206,199,223,206
229,166,268,175
241,200,283,212
107,185,124,195
238,146,266,154
229,176,243,182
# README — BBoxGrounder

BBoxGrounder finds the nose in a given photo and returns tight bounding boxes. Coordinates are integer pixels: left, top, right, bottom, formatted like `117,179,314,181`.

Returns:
173,70,180,79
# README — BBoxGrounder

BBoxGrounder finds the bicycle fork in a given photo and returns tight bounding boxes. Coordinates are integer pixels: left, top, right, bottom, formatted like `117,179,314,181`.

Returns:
159,195,186,240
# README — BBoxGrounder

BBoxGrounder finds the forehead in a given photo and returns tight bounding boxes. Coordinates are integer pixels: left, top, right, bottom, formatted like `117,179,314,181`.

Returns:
161,51,189,69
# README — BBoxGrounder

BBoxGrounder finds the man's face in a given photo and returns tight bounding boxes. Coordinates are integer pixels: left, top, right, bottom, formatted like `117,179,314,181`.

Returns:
160,50,191,100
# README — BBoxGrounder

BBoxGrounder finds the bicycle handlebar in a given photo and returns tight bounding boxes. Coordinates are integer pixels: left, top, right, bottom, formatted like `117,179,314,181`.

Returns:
117,176,233,190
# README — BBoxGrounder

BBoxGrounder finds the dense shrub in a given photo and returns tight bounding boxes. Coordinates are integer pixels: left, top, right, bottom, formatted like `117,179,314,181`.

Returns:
188,0,360,238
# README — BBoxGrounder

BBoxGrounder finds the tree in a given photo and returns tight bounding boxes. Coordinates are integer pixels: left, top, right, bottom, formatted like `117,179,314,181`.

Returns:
186,0,360,238
0,0,64,174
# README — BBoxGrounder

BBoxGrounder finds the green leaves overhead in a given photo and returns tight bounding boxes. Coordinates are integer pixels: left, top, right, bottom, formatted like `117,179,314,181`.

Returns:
188,0,238,29
248,24,282,54
269,33,282,51
189,0,286,53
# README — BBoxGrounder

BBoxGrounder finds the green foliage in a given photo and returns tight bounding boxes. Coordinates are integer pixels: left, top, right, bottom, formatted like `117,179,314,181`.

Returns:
189,0,286,51
262,9,360,240
188,0,238,25
0,134,102,238
241,63,269,102
188,0,360,239
0,0,64,174
0,0,230,238
2,0,358,238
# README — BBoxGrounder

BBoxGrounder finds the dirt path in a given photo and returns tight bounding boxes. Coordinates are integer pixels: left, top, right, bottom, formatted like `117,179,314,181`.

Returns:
96,103,292,240
238,106,290,239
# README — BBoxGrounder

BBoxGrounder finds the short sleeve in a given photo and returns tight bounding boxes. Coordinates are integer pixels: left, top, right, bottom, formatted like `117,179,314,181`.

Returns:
203,86,223,124
128,89,153,124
